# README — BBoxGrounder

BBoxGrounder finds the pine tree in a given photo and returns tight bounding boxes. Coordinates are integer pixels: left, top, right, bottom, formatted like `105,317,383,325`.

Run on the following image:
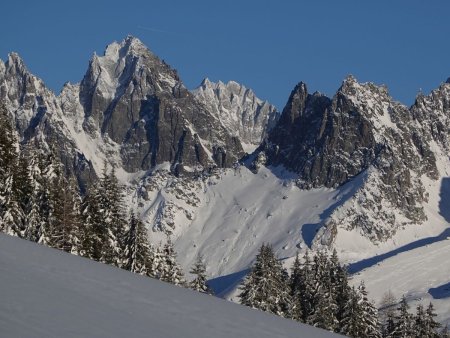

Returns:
289,253,304,321
415,304,428,338
124,210,153,275
239,244,292,318
36,148,57,246
393,296,414,338
158,238,186,286
189,254,212,294
329,249,351,329
106,166,128,266
340,286,365,337
379,290,397,337
46,163,82,253
425,302,441,337
308,251,338,330
384,310,397,338
358,281,382,337
0,105,24,237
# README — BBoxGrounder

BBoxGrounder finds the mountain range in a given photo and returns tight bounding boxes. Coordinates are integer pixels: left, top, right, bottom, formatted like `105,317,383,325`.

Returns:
2,36,450,320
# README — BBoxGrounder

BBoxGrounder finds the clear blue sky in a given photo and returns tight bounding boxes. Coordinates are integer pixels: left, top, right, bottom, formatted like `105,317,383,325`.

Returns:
1,0,449,109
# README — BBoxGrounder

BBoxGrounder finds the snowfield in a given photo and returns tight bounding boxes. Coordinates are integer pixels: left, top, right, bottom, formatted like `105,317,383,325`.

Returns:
0,233,339,338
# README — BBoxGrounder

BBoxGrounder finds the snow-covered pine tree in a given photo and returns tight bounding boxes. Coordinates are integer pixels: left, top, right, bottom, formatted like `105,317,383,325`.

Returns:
393,296,414,338
0,104,24,237
23,146,43,242
329,249,351,329
358,281,382,337
189,254,212,294
415,304,428,338
46,162,82,253
106,166,128,267
36,148,57,246
379,290,397,337
425,302,441,337
148,242,163,279
307,251,338,330
340,286,364,337
81,181,110,262
384,310,397,338
300,250,315,322
289,253,304,321
158,238,186,286
239,244,292,318
124,210,153,275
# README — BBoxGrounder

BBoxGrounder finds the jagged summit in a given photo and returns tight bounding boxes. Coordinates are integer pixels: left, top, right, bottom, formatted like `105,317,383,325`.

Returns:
193,78,279,152
446,77,450,84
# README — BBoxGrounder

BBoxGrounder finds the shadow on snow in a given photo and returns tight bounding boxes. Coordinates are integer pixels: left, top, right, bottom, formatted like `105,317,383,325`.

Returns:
208,269,250,298
348,177,450,275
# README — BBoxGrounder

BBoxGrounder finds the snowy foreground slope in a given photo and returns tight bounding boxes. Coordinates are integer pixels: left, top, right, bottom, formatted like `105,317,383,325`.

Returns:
0,234,339,338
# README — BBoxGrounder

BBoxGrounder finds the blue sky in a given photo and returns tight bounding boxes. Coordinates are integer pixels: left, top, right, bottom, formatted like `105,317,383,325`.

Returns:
1,0,449,109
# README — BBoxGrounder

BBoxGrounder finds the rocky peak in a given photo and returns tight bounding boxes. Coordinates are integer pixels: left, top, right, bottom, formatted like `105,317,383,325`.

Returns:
263,76,440,243
5,52,27,76
0,59,5,77
192,78,279,152
278,81,308,125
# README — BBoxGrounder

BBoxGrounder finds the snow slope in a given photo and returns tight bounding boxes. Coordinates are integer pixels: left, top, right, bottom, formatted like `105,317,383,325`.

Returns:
0,234,339,338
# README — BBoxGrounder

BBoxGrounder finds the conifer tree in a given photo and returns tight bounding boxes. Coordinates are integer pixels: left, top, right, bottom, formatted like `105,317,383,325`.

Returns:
158,238,186,286
415,304,428,338
330,249,351,327
358,281,382,337
379,290,397,337
0,105,23,237
289,253,304,321
46,163,82,253
393,296,414,338
307,251,338,330
425,302,441,337
340,286,364,337
124,210,153,275
239,244,292,318
106,166,128,266
189,254,212,294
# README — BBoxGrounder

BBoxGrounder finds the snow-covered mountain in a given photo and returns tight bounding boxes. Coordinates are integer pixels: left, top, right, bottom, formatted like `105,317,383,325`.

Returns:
0,233,338,338
3,36,450,319
192,78,279,152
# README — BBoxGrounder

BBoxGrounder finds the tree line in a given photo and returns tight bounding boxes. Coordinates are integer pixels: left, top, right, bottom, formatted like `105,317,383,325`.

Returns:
239,244,446,337
0,104,210,293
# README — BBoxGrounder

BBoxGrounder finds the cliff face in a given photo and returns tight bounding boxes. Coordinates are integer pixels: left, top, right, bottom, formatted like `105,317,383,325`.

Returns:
0,37,248,185
261,76,447,242
192,79,279,153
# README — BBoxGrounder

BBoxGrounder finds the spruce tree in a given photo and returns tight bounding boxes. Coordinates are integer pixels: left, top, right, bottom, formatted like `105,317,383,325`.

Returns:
189,254,212,294
307,251,338,330
289,253,304,321
239,244,292,318
340,286,365,337
379,290,397,337
358,281,382,337
124,210,153,275
106,166,128,266
158,238,186,286
0,105,24,237
415,304,428,338
425,302,441,337
393,296,414,338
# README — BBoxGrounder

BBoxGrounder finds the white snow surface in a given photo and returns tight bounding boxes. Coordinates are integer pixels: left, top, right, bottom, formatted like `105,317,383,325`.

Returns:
0,233,339,338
